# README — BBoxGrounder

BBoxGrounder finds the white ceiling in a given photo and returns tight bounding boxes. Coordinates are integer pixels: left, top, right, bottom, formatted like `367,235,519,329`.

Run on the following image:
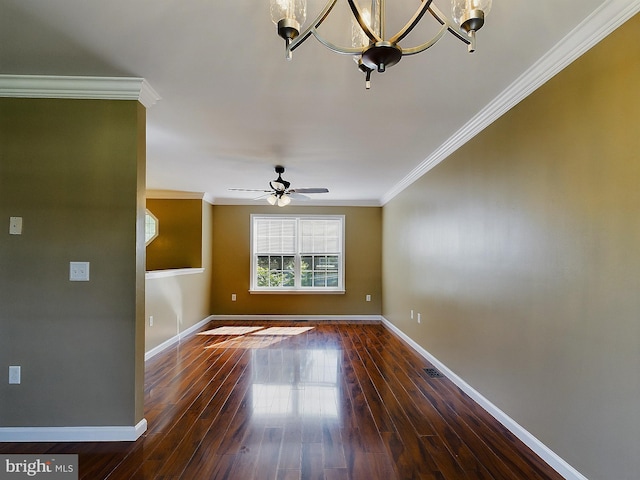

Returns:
1,1,636,205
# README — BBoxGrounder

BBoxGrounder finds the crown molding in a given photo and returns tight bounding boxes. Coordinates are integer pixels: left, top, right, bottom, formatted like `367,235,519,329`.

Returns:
146,189,205,200
381,0,640,205
0,75,160,108
212,197,382,207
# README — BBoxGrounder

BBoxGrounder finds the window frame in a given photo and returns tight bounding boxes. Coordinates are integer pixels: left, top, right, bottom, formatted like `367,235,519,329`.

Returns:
250,214,345,294
145,209,159,246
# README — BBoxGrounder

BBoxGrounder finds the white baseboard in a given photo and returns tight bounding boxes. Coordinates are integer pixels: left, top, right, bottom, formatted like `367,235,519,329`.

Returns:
0,419,147,443
145,315,214,361
207,314,383,322
380,317,587,480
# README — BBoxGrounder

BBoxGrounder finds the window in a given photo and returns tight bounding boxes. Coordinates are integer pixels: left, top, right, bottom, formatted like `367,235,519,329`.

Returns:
251,215,344,292
145,209,158,245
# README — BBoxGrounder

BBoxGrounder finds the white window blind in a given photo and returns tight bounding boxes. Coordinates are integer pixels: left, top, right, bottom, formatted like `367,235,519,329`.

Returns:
255,217,297,253
251,215,345,292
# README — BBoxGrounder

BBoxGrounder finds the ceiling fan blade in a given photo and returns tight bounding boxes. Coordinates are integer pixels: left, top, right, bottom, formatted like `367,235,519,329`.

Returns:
289,188,329,194
253,193,272,200
229,188,271,192
289,193,311,200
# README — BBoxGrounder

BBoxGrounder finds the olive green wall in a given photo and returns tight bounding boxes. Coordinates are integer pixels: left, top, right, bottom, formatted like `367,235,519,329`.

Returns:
146,200,213,352
0,98,146,428
382,14,640,480
146,198,203,271
211,205,381,316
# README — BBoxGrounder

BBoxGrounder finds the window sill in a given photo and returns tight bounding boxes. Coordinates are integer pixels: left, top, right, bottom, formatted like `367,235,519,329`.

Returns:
145,268,205,279
249,289,345,295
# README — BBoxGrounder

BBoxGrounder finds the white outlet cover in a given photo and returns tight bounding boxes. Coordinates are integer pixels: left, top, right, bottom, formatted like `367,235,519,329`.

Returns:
70,262,90,281
9,217,22,235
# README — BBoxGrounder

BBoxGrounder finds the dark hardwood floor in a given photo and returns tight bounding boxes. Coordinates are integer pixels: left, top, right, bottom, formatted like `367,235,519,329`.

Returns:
0,321,564,479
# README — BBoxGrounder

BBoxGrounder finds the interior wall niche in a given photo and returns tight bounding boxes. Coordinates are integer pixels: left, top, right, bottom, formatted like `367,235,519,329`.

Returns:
146,198,202,271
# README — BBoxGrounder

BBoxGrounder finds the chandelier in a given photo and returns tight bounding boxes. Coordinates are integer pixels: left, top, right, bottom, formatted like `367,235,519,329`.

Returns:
270,0,492,89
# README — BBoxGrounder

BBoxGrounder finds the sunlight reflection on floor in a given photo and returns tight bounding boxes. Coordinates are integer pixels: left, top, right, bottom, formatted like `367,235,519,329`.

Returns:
198,326,265,336
251,326,314,336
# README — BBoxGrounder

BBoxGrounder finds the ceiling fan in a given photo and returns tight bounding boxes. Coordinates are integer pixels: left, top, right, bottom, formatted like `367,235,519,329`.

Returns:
230,166,329,206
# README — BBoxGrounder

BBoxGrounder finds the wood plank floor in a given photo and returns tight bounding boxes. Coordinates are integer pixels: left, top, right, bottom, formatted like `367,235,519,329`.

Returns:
0,321,564,479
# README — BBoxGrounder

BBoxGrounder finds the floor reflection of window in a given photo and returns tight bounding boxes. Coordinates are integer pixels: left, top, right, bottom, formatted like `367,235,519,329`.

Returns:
302,349,339,384
301,385,338,417
252,384,293,416
251,349,340,418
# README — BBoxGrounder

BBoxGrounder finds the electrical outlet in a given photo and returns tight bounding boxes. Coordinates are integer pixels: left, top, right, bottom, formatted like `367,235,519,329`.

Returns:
231,293,237,302
9,217,23,235
9,366,21,384
149,316,154,327
417,313,421,324
411,310,414,320
366,294,371,302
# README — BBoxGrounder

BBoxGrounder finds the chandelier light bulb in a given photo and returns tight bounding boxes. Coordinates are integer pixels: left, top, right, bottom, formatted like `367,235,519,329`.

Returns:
451,0,492,29
351,2,380,49
451,0,491,52
267,194,278,205
270,0,306,26
351,8,370,49
271,0,307,58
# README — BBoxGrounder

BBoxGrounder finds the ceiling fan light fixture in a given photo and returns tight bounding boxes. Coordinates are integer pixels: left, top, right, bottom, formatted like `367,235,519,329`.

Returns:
231,166,328,206
277,194,291,207
273,0,491,88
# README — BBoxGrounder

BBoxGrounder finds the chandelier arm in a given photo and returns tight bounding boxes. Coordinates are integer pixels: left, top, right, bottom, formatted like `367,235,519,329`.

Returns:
346,0,381,44
427,3,472,44
399,24,448,55
389,0,434,44
312,29,365,55
289,0,340,52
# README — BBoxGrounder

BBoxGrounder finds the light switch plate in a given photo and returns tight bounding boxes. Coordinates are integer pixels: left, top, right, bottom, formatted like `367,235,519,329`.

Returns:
70,262,90,281
9,217,22,235
9,366,20,384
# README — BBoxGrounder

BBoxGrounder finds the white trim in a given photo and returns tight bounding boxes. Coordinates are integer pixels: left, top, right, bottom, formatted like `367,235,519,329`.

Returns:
146,190,205,200
251,214,346,292
249,289,346,294
0,75,161,108
0,419,147,443
145,267,205,279
381,0,640,205
380,317,588,480
208,314,383,322
213,197,381,207
145,315,213,361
